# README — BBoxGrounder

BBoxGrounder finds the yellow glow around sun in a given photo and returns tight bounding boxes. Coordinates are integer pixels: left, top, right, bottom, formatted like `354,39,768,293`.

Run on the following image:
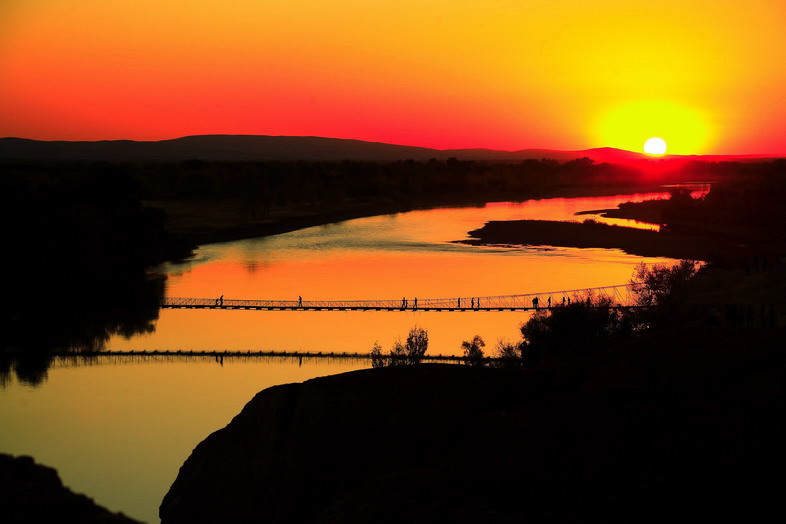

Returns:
644,137,667,155
596,101,711,155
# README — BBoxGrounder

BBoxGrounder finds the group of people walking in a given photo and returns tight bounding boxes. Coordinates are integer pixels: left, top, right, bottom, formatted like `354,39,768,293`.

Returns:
215,293,591,310
399,297,485,309
532,296,575,309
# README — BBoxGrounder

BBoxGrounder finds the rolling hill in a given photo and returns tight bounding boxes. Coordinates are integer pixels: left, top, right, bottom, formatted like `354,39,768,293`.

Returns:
0,134,780,164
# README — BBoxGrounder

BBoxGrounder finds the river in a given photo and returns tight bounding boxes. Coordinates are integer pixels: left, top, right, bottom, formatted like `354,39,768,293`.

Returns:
0,188,699,523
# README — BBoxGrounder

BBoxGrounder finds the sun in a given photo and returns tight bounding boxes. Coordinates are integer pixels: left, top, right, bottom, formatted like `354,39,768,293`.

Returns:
644,137,667,156
596,101,710,155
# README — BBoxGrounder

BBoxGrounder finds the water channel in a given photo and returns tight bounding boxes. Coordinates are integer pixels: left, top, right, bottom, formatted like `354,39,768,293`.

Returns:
0,188,701,522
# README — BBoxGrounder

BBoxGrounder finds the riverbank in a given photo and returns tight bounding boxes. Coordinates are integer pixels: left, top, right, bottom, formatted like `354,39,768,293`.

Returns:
161,324,786,522
149,184,673,246
460,218,750,260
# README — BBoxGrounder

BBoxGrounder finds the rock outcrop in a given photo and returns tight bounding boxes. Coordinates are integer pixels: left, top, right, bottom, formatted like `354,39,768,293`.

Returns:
0,453,143,523
161,329,786,523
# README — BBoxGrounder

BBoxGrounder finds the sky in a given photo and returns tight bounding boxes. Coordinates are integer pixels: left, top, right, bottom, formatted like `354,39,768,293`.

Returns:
1,0,785,154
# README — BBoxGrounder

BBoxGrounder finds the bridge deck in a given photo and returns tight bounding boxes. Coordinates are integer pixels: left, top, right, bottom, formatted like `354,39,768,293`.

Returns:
161,304,641,312
161,283,642,312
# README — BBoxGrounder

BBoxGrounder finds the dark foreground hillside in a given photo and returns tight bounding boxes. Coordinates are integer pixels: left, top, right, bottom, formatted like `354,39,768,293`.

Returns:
0,454,142,523
161,327,786,523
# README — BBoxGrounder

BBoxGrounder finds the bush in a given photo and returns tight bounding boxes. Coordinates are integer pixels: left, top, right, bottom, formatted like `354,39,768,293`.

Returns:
370,341,385,368
631,260,700,327
461,335,486,366
388,339,407,366
370,326,429,367
489,339,524,368
404,326,429,365
632,260,700,307
519,294,626,364
516,261,703,365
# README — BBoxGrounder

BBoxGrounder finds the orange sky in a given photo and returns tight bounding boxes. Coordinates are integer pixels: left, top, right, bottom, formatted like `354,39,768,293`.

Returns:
1,1,785,154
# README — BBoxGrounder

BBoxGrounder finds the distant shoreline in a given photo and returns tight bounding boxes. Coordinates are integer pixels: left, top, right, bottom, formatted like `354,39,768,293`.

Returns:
167,184,673,248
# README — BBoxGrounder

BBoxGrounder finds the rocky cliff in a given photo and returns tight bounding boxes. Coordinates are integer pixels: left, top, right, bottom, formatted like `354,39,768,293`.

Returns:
161,329,786,523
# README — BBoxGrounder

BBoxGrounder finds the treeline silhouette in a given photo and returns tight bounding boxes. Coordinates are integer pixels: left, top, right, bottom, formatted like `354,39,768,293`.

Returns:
444,258,783,369
6,158,784,242
599,160,786,272
1,170,193,385
621,158,786,232
669,167,786,233
5,157,784,207
2,157,672,215
5,158,783,234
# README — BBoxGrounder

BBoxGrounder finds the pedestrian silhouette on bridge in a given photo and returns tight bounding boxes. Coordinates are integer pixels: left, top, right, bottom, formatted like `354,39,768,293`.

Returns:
219,295,224,307
298,296,303,307
471,298,475,308
477,297,481,308
533,297,539,309
414,297,418,309
562,296,566,307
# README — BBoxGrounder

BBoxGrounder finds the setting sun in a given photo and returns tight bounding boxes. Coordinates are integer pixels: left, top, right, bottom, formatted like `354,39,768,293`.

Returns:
644,137,667,155
597,101,710,155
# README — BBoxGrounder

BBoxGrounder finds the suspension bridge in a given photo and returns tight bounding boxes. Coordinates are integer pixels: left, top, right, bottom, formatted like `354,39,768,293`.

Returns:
162,283,644,312
48,350,477,366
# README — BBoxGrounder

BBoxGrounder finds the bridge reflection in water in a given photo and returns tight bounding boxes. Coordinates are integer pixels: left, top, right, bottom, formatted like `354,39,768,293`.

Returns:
49,283,646,368
162,283,642,312
49,350,495,367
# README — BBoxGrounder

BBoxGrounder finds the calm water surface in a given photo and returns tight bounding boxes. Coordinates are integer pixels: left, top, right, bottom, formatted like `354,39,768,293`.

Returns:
0,189,694,522
108,190,692,356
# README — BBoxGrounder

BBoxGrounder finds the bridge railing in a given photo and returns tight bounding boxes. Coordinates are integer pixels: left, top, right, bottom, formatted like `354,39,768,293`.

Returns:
49,350,520,368
162,283,642,310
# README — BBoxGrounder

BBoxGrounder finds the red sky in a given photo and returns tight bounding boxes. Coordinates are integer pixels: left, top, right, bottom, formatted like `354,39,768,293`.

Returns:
1,1,785,154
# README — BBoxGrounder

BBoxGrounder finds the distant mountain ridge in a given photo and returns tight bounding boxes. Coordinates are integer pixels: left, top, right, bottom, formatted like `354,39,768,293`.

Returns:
0,134,780,163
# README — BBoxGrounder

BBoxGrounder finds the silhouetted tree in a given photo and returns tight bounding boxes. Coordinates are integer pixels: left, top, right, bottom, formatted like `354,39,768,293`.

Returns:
491,339,522,368
461,335,486,366
404,326,429,365
520,295,624,365
370,341,385,368
630,260,701,328
387,339,408,366
373,327,430,367
632,260,700,308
